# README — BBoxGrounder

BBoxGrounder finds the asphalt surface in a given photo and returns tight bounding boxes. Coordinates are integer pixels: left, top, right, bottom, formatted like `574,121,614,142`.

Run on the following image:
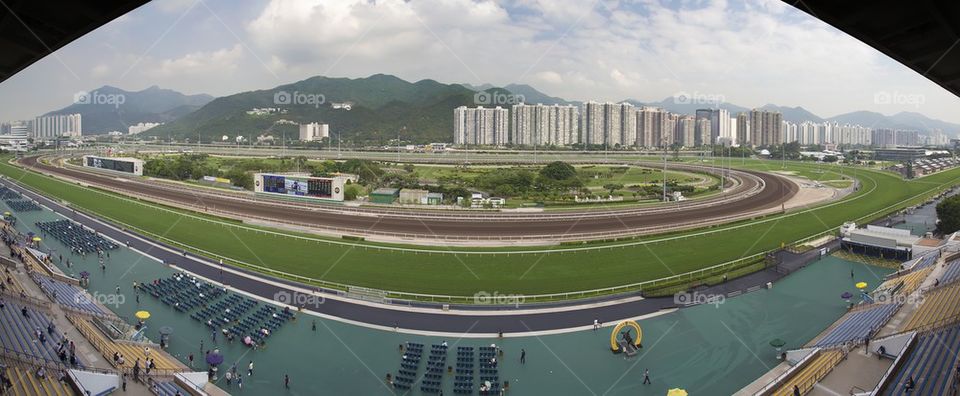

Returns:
20,156,799,238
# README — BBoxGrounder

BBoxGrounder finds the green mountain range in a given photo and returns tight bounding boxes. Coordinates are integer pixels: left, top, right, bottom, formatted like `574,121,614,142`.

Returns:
145,74,507,144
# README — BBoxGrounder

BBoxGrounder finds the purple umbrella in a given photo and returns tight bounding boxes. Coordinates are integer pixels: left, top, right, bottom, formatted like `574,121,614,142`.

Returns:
206,351,224,366
841,292,853,299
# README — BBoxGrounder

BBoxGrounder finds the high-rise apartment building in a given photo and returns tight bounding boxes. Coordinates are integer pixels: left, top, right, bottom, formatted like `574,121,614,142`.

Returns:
748,109,782,146
511,104,579,146
33,113,81,139
453,106,509,146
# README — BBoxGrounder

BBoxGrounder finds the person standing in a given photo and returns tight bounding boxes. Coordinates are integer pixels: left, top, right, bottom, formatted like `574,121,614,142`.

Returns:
520,349,526,364
643,368,651,385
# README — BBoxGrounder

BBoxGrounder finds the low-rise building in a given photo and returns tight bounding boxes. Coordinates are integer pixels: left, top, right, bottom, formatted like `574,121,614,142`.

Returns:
369,188,400,204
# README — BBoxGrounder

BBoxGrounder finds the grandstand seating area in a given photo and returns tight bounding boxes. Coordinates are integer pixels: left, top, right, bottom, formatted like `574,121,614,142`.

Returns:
393,342,423,391
140,273,292,346
31,274,108,317
883,324,960,395
813,303,900,347
875,267,933,299
391,343,502,394
771,348,844,396
150,379,190,396
478,346,501,394
938,259,960,285
902,282,960,331
0,301,75,365
35,220,117,254
906,251,939,271
0,359,74,396
454,346,474,394
1,267,28,297
68,315,182,372
4,200,41,212
0,187,21,200
421,344,448,394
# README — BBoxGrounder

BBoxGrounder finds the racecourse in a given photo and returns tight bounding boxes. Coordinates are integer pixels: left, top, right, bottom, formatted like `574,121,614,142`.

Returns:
1,154,957,298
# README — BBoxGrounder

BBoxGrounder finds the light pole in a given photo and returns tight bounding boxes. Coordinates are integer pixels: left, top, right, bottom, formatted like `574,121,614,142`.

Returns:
662,138,668,202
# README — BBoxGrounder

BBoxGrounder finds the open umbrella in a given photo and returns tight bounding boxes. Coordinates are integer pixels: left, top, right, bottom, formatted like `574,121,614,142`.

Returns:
770,338,787,358
135,310,151,320
32,237,41,242
856,282,868,289
158,326,174,336
3,211,10,216
841,292,853,299
667,389,688,396
206,351,224,366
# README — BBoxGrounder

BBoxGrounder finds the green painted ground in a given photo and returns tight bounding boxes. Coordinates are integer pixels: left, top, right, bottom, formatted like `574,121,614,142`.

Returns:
0,156,955,297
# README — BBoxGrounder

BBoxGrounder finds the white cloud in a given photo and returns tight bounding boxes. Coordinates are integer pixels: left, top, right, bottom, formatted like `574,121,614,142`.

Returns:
90,64,111,79
534,71,563,85
147,44,245,78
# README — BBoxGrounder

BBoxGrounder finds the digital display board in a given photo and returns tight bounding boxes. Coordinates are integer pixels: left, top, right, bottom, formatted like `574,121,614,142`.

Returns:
261,175,332,198
86,156,135,173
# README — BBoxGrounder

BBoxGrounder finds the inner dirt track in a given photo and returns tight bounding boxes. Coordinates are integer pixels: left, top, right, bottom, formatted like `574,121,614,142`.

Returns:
19,154,798,243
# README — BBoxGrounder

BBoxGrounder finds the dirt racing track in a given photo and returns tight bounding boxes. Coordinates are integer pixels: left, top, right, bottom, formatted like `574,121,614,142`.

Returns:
19,155,799,243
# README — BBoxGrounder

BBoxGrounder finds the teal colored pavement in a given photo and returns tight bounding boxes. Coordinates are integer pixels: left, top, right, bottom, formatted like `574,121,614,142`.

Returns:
3,200,893,395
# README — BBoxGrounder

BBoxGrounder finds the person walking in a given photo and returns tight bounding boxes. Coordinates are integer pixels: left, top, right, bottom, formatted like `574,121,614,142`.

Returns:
284,374,290,389
643,368,651,385
520,349,526,364
248,361,254,376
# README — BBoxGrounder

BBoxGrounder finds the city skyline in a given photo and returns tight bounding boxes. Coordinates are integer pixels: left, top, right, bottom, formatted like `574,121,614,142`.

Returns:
0,0,958,126
452,103,945,149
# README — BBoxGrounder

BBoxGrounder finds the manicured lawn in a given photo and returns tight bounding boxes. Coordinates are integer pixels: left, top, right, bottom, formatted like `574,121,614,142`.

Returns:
2,156,957,297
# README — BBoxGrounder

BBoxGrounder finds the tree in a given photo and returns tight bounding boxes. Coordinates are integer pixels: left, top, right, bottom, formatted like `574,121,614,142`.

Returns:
224,168,253,189
603,183,624,195
937,195,960,234
343,184,362,201
539,161,577,181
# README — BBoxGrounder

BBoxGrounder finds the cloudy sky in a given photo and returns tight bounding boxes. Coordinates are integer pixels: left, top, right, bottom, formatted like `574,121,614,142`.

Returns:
1,0,959,124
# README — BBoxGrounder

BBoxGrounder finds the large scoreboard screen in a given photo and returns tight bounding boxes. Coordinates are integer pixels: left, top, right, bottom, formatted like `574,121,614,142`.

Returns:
261,175,333,198
86,156,135,173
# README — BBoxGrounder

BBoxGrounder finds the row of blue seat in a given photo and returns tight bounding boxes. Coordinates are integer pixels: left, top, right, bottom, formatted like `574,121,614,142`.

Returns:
939,259,960,286
35,219,117,253
0,300,69,363
4,200,40,212
885,324,960,395
32,274,107,316
152,379,190,396
814,303,900,347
